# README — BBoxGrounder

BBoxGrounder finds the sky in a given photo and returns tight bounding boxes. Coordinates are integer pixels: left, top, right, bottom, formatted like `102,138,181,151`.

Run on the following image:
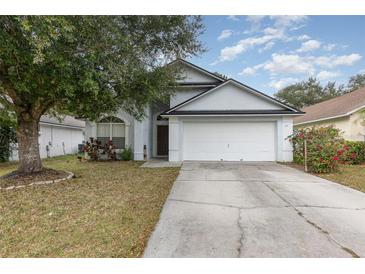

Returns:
189,16,365,95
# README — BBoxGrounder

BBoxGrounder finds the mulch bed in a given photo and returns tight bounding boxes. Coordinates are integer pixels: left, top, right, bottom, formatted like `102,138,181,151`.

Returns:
0,168,71,189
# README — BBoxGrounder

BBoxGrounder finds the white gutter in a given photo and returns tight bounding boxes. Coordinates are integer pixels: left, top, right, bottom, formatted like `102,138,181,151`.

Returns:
161,113,304,117
177,85,218,88
39,121,85,130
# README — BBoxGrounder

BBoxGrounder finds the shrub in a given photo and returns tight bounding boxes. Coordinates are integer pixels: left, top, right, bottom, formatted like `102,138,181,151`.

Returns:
290,126,346,173
340,141,365,164
0,112,17,162
0,126,17,162
119,147,133,161
82,137,101,160
82,137,118,161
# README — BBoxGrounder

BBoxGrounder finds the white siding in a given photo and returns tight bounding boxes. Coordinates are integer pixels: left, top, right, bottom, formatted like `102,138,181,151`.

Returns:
177,65,220,83
170,88,207,108
179,82,284,111
11,124,84,160
83,61,297,162
168,117,182,161
51,126,83,156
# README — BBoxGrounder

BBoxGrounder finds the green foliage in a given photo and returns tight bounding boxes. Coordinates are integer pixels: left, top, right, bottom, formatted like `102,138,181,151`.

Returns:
290,126,346,173
274,73,365,109
340,141,365,165
0,111,16,127
347,73,365,92
0,16,205,121
82,138,102,161
0,16,204,171
119,147,133,161
0,111,17,162
82,137,118,161
274,77,345,109
0,126,16,162
213,72,228,79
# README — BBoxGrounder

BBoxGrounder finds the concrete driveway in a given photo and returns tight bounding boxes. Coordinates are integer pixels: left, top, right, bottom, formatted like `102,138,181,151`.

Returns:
143,162,365,258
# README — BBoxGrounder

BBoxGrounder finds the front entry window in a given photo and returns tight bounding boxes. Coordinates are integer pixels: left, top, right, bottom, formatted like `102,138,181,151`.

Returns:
97,116,125,149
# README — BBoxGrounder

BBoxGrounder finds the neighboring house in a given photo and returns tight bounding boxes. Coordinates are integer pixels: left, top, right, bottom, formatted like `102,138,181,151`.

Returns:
294,87,365,141
11,115,85,160
85,59,303,162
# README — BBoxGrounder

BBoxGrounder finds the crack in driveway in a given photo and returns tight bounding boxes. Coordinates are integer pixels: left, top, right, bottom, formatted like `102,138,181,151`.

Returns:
168,198,289,210
237,208,245,257
145,162,365,258
168,198,364,211
295,205,365,211
262,181,361,258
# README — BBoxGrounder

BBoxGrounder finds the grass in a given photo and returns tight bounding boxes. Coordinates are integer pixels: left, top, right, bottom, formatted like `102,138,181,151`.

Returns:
316,164,365,193
0,155,180,257
282,162,365,193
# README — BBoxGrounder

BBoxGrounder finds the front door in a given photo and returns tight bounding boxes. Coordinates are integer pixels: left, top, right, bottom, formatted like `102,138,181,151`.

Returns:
157,125,169,156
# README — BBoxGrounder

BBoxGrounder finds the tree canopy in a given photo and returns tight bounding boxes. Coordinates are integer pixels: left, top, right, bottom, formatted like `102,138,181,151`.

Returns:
347,73,365,92
0,16,205,121
274,73,365,109
0,16,205,172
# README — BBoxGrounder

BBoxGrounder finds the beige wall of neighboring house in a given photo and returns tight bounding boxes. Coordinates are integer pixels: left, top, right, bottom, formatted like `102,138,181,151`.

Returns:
295,110,365,141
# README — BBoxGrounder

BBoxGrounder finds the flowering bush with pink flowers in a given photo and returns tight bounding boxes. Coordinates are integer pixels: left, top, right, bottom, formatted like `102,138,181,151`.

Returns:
289,126,347,173
340,141,365,164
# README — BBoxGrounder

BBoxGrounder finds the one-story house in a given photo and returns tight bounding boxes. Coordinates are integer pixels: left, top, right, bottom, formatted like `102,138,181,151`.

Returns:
85,59,304,162
294,87,365,141
11,115,85,160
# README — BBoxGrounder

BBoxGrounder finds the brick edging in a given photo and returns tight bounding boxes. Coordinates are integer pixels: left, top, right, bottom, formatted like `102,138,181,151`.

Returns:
0,171,74,191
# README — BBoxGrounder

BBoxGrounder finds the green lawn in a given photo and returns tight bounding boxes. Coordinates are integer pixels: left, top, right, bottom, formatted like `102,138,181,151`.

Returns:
283,162,365,193
0,155,180,257
316,164,365,193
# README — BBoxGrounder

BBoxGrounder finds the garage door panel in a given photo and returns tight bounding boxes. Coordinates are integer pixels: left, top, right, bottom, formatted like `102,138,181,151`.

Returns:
183,122,276,161
184,141,227,153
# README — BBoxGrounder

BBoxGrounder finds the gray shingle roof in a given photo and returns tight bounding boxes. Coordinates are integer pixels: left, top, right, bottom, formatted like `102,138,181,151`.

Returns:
40,115,85,128
294,86,365,125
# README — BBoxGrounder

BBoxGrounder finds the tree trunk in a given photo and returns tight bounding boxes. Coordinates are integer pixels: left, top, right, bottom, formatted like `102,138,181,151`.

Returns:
16,117,43,173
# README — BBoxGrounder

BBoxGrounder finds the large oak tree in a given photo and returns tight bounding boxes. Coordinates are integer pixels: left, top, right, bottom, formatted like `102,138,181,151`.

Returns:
274,77,346,109
0,16,204,173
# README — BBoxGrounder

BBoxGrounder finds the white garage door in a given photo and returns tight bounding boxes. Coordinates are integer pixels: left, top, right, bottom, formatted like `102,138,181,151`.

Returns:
183,122,276,161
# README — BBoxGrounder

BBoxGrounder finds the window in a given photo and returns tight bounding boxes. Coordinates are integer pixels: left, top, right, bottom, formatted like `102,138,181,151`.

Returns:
97,116,125,149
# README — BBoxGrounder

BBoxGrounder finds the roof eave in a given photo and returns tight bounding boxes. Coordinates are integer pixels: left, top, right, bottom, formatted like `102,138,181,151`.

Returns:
294,113,350,126
161,114,304,117
161,112,304,117
39,121,85,129
294,105,365,126
168,58,225,82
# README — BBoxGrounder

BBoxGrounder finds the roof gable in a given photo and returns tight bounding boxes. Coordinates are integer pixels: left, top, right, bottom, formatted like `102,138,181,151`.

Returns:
163,79,302,115
171,59,224,84
179,81,284,111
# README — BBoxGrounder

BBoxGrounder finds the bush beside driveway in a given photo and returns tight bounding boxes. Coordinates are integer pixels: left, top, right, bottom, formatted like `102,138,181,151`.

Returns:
0,155,179,257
